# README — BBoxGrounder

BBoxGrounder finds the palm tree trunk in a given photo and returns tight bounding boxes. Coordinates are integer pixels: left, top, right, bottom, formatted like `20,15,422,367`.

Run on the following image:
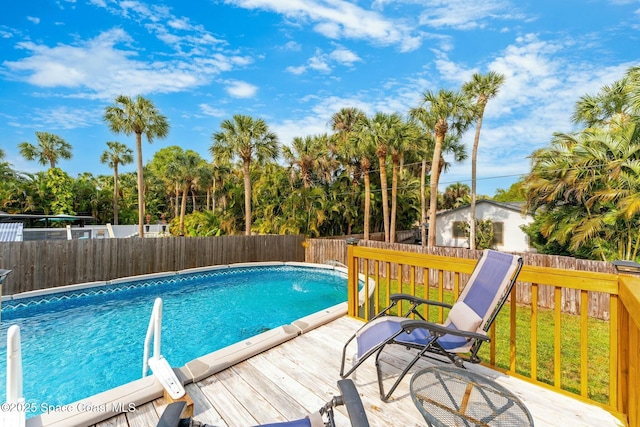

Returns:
113,164,119,225
421,158,428,246
470,108,485,251
379,155,390,243
390,160,398,243
428,132,445,247
135,132,145,238
364,170,371,241
174,186,180,217
180,185,188,235
243,160,252,235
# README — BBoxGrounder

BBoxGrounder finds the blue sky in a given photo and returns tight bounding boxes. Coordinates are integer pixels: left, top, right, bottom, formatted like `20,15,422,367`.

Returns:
1,0,639,197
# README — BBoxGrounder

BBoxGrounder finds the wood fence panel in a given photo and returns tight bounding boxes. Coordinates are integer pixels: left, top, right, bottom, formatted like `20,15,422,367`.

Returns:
0,235,305,295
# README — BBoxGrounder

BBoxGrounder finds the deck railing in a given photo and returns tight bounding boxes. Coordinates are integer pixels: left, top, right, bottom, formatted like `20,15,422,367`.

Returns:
346,245,640,427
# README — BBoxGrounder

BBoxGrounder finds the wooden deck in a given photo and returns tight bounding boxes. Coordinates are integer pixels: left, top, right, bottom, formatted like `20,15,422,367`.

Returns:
93,316,624,427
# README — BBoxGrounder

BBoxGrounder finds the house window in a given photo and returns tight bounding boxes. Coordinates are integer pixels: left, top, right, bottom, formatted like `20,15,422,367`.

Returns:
452,221,466,238
452,220,504,246
492,222,504,245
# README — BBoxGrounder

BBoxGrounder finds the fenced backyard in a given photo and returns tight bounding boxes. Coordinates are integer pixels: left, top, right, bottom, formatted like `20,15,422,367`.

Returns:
0,234,637,425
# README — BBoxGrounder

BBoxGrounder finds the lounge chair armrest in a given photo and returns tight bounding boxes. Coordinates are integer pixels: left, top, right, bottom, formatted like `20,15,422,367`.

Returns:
390,293,453,309
337,379,370,427
400,320,490,342
156,402,187,427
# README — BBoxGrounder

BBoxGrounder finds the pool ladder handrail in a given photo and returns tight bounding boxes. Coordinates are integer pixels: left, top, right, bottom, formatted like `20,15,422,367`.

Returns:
3,325,26,427
142,298,186,400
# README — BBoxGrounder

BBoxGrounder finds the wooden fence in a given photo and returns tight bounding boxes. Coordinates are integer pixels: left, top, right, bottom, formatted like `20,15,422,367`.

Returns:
0,235,305,295
305,238,618,319
0,234,618,317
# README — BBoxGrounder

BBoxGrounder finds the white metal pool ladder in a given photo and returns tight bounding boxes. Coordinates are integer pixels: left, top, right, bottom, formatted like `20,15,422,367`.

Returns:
142,298,186,400
2,325,26,427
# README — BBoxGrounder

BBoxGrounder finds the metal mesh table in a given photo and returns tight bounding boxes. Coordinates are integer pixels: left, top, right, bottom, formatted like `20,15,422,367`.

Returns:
410,366,534,427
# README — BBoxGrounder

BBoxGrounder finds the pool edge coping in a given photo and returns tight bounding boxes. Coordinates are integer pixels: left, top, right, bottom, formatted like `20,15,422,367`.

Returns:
4,261,353,302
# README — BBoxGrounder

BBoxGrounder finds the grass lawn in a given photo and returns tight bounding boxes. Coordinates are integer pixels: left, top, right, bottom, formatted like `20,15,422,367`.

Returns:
368,278,610,404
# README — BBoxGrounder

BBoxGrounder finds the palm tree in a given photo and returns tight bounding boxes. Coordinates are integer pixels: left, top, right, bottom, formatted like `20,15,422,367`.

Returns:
147,146,184,218
100,141,133,225
210,159,232,212
210,114,279,235
167,150,207,235
0,149,14,181
192,163,213,213
347,121,377,241
572,76,633,128
104,95,169,237
524,123,640,261
630,65,640,113
412,89,474,246
442,182,471,210
407,114,435,246
331,107,367,188
283,135,329,189
387,115,415,243
355,112,402,242
463,71,505,250
331,107,367,235
18,131,72,169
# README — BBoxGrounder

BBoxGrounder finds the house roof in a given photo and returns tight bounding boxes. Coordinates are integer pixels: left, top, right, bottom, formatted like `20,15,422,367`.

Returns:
436,200,529,217
0,213,96,225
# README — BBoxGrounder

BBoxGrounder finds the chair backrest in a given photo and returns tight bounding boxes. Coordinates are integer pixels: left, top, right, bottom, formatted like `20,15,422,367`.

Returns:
445,250,523,334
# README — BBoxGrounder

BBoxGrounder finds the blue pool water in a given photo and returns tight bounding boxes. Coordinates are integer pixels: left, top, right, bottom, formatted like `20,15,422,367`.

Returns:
0,265,348,418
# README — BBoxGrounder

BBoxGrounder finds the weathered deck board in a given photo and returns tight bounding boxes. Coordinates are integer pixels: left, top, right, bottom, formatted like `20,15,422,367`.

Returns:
94,315,623,427
90,413,128,427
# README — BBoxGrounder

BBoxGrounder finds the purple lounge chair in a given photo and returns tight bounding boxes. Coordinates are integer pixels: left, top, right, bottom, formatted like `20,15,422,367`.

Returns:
340,250,523,402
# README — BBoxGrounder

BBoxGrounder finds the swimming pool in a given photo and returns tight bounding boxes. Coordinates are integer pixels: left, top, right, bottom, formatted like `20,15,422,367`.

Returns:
0,263,350,418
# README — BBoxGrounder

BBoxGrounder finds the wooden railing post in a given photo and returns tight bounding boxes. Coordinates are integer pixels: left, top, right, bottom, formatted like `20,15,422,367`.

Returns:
347,244,357,318
618,275,640,427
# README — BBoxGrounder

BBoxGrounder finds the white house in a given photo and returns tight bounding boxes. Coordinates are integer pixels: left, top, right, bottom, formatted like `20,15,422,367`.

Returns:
434,200,535,253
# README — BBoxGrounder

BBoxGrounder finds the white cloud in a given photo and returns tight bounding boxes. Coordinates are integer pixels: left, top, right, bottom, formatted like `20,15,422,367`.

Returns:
432,51,477,85
34,106,98,129
282,41,301,51
91,0,225,56
223,0,423,51
225,80,258,98
330,47,360,65
372,0,524,31
417,0,523,30
167,17,191,30
2,28,251,100
7,106,99,130
27,17,41,24
285,64,307,75
286,47,360,75
308,53,331,73
199,103,226,117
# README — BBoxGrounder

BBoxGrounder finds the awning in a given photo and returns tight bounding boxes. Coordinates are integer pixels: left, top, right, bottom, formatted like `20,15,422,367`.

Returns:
0,222,23,242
